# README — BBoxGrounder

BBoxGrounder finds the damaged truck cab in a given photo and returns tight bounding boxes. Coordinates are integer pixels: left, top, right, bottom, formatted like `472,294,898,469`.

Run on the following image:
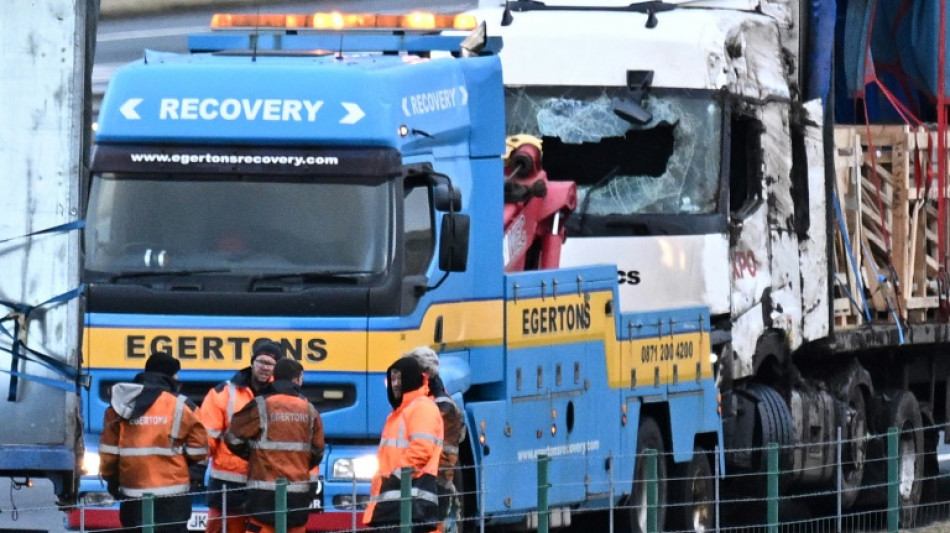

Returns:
470,0,943,521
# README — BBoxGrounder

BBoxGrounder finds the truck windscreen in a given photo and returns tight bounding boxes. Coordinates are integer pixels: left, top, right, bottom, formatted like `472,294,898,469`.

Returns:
84,173,392,277
505,87,723,216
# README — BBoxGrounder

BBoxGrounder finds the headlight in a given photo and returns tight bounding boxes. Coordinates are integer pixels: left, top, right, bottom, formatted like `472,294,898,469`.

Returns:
82,451,100,476
332,455,378,481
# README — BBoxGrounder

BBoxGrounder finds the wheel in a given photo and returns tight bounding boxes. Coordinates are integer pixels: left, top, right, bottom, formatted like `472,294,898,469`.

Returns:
837,380,868,509
889,391,924,527
864,390,924,527
620,417,667,533
747,384,794,479
670,448,714,533
444,464,468,533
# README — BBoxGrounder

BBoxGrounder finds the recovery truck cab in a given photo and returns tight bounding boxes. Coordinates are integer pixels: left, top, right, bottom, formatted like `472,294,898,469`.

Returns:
72,10,721,532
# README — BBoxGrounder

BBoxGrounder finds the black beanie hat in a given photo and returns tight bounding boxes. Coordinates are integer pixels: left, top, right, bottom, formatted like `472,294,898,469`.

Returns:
252,339,284,363
145,352,181,377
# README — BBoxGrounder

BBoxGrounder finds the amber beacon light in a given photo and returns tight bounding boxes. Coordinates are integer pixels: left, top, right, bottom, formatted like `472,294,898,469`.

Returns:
210,11,478,31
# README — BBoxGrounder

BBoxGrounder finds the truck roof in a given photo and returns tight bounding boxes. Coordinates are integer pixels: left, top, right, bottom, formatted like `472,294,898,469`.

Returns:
467,3,788,96
95,49,504,154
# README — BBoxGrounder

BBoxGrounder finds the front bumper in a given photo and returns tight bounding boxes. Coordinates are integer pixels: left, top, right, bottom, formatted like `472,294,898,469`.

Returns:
69,443,376,531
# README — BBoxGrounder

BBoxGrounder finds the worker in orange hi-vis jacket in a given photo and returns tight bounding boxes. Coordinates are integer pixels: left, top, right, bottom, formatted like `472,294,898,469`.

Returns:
199,339,284,533
405,347,466,533
364,356,444,533
225,358,325,533
99,352,208,533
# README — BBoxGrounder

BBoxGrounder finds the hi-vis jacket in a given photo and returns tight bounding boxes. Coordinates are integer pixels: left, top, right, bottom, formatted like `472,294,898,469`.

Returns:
364,386,444,527
99,373,208,498
200,367,259,483
225,380,325,527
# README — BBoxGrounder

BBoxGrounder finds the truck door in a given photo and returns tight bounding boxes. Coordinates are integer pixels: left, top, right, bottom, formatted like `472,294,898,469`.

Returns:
729,108,775,370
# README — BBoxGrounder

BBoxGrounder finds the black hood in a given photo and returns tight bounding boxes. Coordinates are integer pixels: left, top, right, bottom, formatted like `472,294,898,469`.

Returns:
386,357,424,409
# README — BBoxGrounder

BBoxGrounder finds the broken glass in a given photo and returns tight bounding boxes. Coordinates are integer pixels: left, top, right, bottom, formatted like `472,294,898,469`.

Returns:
505,87,722,215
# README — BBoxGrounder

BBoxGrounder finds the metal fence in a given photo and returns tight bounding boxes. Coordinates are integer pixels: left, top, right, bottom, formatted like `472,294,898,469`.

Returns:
48,421,950,532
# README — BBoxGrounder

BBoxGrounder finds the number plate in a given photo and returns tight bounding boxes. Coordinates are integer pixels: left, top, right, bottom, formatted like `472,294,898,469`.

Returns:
187,511,208,531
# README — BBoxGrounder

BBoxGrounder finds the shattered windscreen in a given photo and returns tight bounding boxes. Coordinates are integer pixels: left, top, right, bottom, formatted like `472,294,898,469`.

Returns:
505,87,722,215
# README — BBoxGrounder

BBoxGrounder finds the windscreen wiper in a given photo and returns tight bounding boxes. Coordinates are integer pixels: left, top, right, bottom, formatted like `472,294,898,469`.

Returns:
247,270,369,289
108,269,232,283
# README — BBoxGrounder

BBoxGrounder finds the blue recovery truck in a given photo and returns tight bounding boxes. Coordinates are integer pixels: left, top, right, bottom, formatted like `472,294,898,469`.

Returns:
71,12,721,532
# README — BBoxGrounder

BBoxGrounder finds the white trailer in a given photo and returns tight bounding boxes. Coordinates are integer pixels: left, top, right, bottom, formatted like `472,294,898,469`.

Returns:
0,0,94,501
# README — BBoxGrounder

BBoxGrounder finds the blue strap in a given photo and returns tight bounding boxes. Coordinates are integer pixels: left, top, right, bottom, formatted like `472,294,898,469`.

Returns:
0,285,87,401
832,185,873,323
0,220,84,245
0,366,82,393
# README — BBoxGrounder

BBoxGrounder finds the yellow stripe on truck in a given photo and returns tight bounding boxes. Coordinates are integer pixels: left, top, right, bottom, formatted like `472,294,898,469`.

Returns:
85,300,504,372
83,327,364,371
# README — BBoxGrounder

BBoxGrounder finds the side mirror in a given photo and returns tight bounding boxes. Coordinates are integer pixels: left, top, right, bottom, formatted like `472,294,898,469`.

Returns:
434,184,462,212
439,214,470,272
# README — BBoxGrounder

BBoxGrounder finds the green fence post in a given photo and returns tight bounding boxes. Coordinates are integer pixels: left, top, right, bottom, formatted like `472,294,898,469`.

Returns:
767,443,778,533
887,427,899,533
275,477,288,533
142,493,155,533
401,466,413,533
538,454,550,533
647,449,658,533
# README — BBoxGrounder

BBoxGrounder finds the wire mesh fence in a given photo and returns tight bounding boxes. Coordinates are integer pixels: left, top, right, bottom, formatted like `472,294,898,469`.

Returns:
31,421,950,532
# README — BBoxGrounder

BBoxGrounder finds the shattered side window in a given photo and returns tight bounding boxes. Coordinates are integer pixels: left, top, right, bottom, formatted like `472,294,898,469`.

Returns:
505,87,722,215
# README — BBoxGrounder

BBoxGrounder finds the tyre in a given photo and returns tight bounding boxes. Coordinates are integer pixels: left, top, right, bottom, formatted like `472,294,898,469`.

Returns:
837,380,868,509
889,391,924,527
864,389,924,527
619,417,667,533
746,384,794,484
670,448,714,533
452,455,475,533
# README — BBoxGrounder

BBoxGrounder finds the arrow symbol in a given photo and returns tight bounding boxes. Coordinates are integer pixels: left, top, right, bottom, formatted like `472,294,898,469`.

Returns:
339,102,365,124
120,98,143,120
402,98,411,117
459,86,468,106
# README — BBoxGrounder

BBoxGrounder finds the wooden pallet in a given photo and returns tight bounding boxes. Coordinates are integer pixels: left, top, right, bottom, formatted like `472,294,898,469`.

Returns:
832,125,946,325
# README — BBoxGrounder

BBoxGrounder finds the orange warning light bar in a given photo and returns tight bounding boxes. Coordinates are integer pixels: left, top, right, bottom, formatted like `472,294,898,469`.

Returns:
210,11,478,32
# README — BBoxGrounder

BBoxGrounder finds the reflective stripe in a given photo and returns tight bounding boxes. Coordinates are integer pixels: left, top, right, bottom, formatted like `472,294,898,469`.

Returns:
210,469,248,483
224,432,245,447
247,480,312,493
379,437,409,449
207,428,222,439
308,403,317,439
185,446,209,456
256,397,268,440
170,394,186,443
226,383,237,421
250,441,312,452
115,447,185,457
377,488,439,505
99,444,119,455
120,483,190,497
409,432,443,446
442,445,459,455
310,472,321,482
